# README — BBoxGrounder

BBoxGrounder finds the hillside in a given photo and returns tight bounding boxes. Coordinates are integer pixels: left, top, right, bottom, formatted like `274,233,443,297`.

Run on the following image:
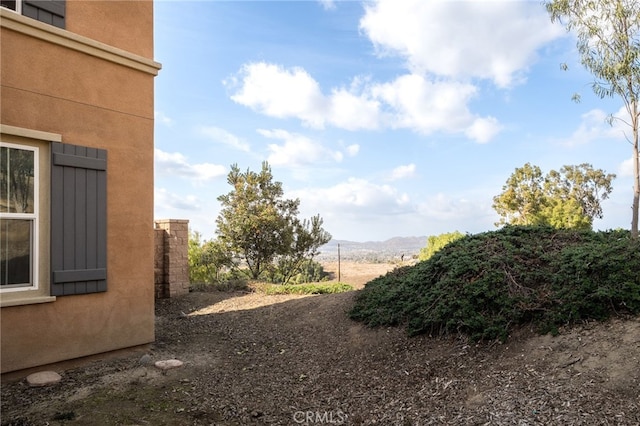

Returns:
317,236,426,262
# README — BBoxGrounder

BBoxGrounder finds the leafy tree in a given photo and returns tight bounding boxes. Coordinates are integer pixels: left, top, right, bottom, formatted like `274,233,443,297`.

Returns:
273,215,331,284
188,231,234,284
492,163,548,226
536,197,592,230
216,162,296,279
189,231,212,284
545,0,640,237
545,164,616,220
493,163,615,228
216,162,331,280
418,231,465,261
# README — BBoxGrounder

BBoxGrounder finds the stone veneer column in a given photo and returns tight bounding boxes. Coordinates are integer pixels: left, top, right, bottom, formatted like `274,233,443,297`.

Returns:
154,226,166,298
154,219,190,298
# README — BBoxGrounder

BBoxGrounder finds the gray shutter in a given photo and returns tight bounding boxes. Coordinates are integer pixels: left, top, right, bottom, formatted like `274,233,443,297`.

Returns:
51,142,107,296
23,0,65,29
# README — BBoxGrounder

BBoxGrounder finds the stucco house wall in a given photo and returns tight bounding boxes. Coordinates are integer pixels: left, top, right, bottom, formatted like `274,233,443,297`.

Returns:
0,1,161,373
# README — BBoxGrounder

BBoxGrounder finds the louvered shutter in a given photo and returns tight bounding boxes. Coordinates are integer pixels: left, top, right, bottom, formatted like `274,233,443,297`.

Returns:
22,0,65,29
51,142,107,296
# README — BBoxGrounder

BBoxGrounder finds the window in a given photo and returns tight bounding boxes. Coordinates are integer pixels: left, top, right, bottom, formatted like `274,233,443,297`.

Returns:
0,128,107,305
0,143,38,291
0,0,65,29
0,130,51,307
0,124,107,308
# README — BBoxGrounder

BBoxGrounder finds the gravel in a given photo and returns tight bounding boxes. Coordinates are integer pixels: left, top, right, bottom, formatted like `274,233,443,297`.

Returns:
1,284,639,425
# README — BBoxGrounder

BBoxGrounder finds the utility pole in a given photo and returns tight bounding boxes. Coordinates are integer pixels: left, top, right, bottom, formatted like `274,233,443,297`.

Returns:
337,243,341,282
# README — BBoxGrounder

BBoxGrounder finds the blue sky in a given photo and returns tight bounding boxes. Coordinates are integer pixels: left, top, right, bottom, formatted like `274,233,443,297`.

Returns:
153,0,635,242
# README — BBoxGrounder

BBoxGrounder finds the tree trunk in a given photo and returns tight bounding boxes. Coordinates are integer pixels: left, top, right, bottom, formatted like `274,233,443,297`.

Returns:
632,136,639,238
632,100,639,238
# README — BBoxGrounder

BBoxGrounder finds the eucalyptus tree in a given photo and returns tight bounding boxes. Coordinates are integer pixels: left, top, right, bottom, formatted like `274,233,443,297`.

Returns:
493,163,615,229
545,0,640,237
493,163,549,227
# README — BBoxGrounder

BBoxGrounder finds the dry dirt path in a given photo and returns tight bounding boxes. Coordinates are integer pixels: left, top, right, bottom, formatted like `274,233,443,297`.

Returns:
1,262,639,425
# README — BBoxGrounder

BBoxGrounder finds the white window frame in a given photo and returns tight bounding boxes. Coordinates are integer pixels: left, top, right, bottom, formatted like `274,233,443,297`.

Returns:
0,0,22,14
0,142,39,292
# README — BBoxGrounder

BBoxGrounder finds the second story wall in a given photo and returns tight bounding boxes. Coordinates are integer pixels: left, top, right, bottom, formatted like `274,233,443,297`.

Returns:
67,0,154,59
0,6,160,137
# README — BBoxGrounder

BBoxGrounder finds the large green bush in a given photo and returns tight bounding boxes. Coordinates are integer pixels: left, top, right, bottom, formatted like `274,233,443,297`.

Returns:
349,226,640,341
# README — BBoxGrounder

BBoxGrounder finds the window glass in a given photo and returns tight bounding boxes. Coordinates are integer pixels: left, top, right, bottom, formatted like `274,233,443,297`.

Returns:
1,146,35,214
0,1,17,12
0,143,37,290
1,219,32,286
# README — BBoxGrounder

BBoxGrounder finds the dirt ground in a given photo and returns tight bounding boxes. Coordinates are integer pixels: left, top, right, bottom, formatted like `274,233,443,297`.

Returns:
2,261,639,425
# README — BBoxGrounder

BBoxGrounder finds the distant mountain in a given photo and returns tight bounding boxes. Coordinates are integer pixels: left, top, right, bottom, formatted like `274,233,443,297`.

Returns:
316,236,427,262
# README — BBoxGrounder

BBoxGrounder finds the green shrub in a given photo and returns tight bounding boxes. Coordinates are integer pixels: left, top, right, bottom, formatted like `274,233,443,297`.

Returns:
188,231,218,285
263,260,329,284
290,260,330,284
418,231,465,261
263,282,353,295
188,231,235,286
191,269,249,293
349,226,640,342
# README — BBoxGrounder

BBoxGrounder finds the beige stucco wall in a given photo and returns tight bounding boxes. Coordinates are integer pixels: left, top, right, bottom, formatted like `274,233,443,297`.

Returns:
66,1,154,58
0,2,160,373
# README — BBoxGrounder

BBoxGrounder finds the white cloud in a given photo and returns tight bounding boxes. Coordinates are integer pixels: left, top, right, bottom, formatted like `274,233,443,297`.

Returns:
557,107,629,146
155,190,221,239
417,193,490,222
371,74,489,137
200,126,250,152
227,63,381,130
293,177,411,214
389,163,416,181
155,149,227,183
465,117,504,144
327,87,382,130
228,63,503,142
318,0,336,11
292,181,498,240
345,144,360,157
618,157,635,177
359,0,564,87
258,129,343,167
154,187,201,211
154,111,174,127
227,63,327,128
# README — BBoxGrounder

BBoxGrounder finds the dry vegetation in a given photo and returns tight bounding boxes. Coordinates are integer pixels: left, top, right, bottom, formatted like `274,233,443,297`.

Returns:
1,261,639,425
